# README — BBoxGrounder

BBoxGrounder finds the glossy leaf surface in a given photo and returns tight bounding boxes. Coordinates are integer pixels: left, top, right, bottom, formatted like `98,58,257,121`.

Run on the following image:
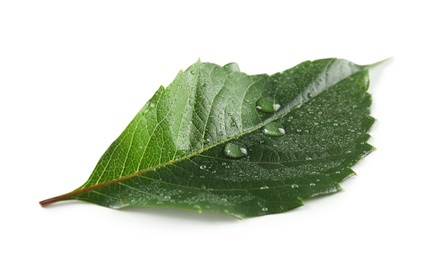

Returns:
41,59,375,218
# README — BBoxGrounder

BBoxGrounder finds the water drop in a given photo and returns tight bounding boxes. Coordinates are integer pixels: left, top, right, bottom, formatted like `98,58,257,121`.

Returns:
305,156,312,160
224,142,248,158
256,97,281,113
195,205,203,211
262,207,268,212
291,184,299,188
262,122,286,136
310,183,316,186
333,123,339,126
260,186,269,190
203,138,210,144
199,165,206,170
223,62,240,72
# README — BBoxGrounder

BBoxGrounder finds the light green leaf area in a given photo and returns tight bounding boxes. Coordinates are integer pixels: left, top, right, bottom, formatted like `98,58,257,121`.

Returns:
41,58,374,218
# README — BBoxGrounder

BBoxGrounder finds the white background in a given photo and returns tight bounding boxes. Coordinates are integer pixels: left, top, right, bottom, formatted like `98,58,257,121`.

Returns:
1,1,445,259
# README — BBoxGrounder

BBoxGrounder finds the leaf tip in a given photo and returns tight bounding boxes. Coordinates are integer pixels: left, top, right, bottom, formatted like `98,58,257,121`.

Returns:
369,57,393,69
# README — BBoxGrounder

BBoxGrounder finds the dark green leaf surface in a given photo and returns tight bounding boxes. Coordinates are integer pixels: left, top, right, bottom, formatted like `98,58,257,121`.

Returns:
40,58,375,218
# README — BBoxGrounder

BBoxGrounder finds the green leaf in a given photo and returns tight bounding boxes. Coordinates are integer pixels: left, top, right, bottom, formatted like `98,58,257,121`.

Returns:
40,58,375,218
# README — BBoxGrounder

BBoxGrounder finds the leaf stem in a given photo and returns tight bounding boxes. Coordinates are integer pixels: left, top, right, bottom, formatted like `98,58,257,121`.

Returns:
39,186,100,206
39,193,74,206
40,160,173,206
39,176,129,206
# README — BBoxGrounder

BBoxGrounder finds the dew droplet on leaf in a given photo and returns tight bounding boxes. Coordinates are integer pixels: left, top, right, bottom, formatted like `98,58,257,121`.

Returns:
223,62,240,72
224,142,248,158
262,122,286,136
256,97,281,112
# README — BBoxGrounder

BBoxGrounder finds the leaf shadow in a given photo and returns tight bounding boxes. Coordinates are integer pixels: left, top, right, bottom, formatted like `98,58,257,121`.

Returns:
120,206,239,223
41,200,239,223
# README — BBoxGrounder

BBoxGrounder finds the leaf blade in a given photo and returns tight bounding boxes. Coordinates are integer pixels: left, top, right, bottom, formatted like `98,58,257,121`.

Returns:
41,59,375,218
